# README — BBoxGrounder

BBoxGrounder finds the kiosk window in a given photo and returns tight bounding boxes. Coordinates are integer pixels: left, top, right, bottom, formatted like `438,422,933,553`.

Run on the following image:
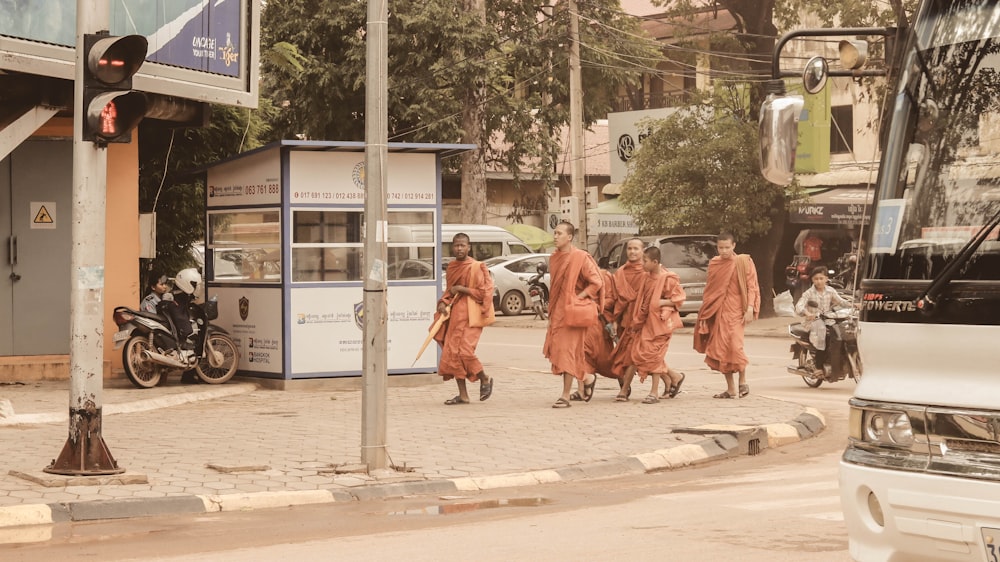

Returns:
207,210,281,283
292,210,437,282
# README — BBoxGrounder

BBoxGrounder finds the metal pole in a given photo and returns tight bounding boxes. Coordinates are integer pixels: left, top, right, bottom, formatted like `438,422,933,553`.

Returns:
46,0,123,475
361,0,389,471
568,0,588,250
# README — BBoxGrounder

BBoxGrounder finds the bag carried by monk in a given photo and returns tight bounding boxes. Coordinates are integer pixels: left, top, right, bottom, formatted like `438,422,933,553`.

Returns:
564,295,598,328
467,260,496,328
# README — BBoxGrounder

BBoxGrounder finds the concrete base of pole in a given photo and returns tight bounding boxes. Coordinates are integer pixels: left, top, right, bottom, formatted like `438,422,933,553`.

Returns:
43,408,125,476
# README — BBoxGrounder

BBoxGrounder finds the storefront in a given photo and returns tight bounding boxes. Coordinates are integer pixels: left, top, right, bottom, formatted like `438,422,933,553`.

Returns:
203,141,471,382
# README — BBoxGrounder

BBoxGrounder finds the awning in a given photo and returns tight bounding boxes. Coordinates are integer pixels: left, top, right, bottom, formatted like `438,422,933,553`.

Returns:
789,187,873,225
586,198,639,234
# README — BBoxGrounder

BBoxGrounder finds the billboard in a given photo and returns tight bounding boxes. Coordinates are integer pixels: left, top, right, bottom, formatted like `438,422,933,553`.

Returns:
0,0,258,106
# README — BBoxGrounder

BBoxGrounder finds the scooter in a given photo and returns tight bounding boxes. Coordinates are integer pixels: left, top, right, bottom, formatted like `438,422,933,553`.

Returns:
112,295,239,389
787,307,862,388
527,263,549,320
784,254,813,301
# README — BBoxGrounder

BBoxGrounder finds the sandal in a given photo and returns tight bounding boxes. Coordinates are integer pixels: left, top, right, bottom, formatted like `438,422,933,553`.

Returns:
669,372,686,399
712,391,736,399
444,395,469,405
480,377,494,401
552,397,572,408
614,393,629,402
642,394,659,404
739,384,749,398
569,391,583,401
583,375,597,402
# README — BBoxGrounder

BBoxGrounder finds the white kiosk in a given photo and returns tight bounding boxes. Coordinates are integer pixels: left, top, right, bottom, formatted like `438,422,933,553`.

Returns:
203,141,472,382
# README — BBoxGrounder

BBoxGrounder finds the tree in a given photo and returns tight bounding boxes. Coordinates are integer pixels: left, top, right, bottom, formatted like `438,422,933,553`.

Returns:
260,0,658,223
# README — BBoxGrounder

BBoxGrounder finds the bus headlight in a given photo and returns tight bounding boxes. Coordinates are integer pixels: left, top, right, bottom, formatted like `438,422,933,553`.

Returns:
853,408,914,447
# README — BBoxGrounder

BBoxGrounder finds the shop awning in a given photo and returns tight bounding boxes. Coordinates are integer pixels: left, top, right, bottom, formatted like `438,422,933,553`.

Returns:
789,187,874,225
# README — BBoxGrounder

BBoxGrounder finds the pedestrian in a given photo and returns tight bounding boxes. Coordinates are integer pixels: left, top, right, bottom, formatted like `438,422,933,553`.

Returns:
795,266,850,375
140,271,170,314
543,221,603,408
574,267,616,400
631,246,686,404
694,232,760,399
609,238,685,401
433,233,495,405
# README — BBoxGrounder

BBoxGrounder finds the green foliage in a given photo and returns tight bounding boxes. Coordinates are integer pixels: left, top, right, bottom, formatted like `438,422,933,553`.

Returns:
618,95,783,242
260,0,657,195
137,102,276,279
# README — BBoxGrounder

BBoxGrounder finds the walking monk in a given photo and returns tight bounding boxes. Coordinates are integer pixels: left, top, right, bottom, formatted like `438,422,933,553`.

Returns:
433,233,495,405
576,267,616,400
609,238,646,401
694,232,760,399
544,221,603,408
631,246,686,403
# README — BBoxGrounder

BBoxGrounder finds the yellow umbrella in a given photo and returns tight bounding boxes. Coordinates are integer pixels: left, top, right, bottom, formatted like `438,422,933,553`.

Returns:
503,223,554,251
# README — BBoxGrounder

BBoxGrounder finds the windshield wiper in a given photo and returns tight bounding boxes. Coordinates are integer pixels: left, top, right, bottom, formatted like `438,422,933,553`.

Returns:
915,205,1000,315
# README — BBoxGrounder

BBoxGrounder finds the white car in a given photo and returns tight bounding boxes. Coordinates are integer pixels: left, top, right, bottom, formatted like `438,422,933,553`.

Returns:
484,254,551,316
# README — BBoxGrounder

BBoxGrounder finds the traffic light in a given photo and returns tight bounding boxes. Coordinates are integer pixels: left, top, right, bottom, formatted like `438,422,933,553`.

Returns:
82,33,149,144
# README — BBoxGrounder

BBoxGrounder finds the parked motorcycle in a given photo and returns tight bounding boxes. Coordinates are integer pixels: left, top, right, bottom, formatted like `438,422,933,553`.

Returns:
527,263,549,320
787,307,862,388
784,254,813,301
112,290,239,389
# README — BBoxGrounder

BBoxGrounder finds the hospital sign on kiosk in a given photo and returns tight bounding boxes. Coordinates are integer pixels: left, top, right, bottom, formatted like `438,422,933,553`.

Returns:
204,141,473,384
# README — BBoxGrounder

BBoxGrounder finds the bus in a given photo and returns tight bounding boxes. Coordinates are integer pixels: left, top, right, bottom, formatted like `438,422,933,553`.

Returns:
760,2,1000,560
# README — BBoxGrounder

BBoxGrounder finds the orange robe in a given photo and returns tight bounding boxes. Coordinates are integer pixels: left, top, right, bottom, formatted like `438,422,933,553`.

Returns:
584,269,617,379
695,254,760,375
610,261,645,378
543,247,603,380
433,258,494,381
631,267,685,381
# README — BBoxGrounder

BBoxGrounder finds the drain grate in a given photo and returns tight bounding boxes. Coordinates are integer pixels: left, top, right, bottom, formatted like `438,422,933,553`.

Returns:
747,438,761,456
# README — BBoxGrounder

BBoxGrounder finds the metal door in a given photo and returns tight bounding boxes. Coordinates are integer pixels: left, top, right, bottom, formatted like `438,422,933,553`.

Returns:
0,140,72,355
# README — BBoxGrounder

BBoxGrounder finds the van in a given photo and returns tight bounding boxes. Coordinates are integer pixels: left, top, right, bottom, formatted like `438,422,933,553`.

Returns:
597,234,718,317
440,224,534,262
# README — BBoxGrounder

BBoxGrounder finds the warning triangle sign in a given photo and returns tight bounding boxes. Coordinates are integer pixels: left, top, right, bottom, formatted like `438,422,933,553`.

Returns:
33,206,53,224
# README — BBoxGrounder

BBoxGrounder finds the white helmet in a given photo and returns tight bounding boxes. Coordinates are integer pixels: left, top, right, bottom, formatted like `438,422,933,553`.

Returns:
174,268,202,295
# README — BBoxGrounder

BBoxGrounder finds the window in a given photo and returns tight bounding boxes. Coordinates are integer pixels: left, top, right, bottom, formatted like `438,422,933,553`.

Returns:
207,210,281,283
291,210,436,282
831,105,854,154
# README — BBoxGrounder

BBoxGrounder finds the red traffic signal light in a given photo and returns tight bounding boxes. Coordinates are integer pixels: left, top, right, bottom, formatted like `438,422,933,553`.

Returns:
82,33,148,143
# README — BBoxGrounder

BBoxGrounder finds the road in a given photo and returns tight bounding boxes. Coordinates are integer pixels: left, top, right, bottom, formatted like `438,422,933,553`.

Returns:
0,325,856,561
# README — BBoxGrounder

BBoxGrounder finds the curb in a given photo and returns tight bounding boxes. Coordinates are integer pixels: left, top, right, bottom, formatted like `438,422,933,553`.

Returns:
0,409,825,529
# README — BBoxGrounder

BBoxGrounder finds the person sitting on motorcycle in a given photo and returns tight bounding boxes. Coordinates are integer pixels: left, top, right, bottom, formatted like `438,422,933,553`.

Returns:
140,272,170,314
160,268,201,354
795,266,850,375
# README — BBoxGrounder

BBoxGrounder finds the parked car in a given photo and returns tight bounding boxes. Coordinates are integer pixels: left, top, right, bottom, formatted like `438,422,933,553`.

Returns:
387,258,434,280
597,235,718,317
485,253,551,316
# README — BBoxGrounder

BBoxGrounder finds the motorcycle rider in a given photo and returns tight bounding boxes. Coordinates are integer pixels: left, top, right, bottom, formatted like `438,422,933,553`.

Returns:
161,268,202,358
795,266,850,376
140,271,170,314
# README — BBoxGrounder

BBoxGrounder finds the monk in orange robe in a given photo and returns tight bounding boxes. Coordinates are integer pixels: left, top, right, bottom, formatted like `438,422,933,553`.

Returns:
433,233,495,405
630,246,686,403
580,269,617,393
609,238,647,401
694,233,760,399
543,221,603,408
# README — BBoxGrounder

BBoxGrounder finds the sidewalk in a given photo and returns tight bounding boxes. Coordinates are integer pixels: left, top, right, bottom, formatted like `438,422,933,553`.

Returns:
0,315,817,529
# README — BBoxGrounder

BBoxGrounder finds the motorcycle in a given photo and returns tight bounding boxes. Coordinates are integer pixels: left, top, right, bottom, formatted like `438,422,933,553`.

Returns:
112,294,239,389
527,263,549,320
784,254,813,301
787,307,862,388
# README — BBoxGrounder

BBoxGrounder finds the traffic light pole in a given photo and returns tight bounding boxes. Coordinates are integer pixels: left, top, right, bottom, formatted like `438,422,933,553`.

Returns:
45,0,123,475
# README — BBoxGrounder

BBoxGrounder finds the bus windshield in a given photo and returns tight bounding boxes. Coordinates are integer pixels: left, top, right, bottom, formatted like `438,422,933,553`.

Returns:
870,0,1000,282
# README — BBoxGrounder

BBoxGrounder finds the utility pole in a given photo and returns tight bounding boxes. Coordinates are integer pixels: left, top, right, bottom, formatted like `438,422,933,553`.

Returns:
46,0,123,475
568,0,587,250
361,0,389,471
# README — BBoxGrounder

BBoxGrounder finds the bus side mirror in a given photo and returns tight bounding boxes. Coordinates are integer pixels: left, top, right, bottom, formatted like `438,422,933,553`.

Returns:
759,94,805,186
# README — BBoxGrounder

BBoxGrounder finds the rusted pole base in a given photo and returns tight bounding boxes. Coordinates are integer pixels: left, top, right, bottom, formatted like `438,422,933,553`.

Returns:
43,407,124,476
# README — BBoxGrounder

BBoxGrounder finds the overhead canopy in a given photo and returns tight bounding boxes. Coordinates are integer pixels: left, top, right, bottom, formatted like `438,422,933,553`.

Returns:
586,198,639,234
789,187,873,225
